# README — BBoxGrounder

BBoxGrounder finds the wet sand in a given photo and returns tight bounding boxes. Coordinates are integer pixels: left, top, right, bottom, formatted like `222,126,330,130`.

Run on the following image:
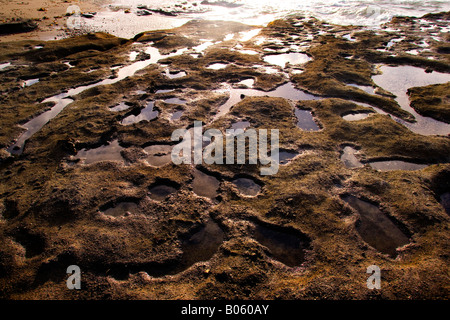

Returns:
0,0,106,41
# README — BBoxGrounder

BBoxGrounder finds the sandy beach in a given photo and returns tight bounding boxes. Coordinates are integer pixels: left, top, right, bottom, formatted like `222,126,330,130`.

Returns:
0,0,107,41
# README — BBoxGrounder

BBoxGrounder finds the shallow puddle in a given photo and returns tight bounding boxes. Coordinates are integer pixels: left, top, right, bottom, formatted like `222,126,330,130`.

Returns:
109,102,132,112
237,49,259,55
121,101,158,125
291,69,304,74
295,109,320,131
405,49,420,55
192,40,214,52
74,140,124,165
164,97,187,104
368,160,427,171
144,145,173,167
342,195,410,257
22,78,39,87
347,83,376,94
206,63,229,70
263,52,311,68
0,62,11,70
346,99,389,116
171,111,184,121
8,94,73,154
253,64,279,74
231,121,251,130
103,202,138,217
341,146,364,169
156,89,175,94
385,37,404,48
261,66,280,74
175,220,224,273
252,223,308,267
148,184,177,201
119,219,224,277
372,65,450,135
237,78,254,88
343,34,357,42
164,69,187,79
342,112,372,121
129,51,139,61
440,193,450,215
192,168,220,199
278,150,298,165
232,178,261,197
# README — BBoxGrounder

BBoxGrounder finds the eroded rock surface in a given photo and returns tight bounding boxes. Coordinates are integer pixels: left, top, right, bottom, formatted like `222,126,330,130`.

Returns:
0,15,449,300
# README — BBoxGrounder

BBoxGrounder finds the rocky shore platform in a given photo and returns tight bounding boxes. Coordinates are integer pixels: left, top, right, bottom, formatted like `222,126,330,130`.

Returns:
0,11,449,299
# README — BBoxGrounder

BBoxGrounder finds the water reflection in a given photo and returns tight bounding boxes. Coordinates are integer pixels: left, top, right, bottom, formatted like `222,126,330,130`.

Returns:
343,195,409,257
372,65,450,135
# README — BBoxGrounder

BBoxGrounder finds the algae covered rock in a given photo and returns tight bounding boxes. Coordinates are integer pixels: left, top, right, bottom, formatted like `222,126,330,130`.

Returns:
408,82,450,123
0,11,449,301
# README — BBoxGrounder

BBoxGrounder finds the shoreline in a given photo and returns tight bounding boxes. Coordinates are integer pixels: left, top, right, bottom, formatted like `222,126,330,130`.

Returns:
1,1,450,43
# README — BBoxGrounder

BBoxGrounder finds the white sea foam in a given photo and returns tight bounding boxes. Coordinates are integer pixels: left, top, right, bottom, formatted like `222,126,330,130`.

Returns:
113,0,450,26
76,1,450,38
